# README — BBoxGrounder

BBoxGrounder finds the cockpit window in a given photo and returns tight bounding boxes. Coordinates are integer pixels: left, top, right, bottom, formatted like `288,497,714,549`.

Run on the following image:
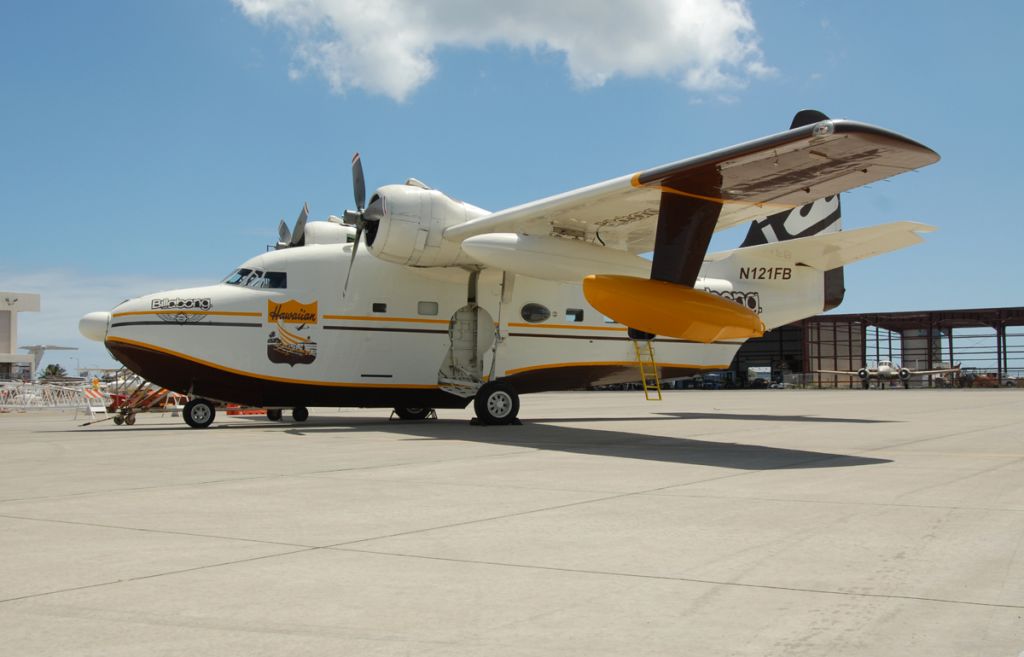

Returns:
260,272,287,289
240,270,263,287
223,268,252,285
222,269,287,289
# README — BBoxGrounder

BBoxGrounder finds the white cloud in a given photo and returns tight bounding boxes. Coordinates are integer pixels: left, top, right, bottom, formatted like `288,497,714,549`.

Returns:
233,0,774,101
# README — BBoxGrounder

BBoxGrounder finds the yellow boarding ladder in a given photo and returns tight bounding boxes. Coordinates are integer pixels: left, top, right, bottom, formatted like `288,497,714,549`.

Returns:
632,339,662,401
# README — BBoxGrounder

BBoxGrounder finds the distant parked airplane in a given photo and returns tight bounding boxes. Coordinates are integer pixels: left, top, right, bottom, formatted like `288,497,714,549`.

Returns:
817,360,960,389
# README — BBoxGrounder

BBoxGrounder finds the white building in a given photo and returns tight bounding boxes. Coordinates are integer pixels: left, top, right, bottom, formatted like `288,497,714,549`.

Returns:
0,292,41,380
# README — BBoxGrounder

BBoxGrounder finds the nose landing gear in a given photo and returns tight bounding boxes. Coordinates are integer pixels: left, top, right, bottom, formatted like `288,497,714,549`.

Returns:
183,398,216,429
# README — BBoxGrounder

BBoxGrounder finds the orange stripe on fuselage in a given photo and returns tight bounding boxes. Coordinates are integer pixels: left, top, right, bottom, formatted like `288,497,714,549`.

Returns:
507,322,624,331
322,314,450,325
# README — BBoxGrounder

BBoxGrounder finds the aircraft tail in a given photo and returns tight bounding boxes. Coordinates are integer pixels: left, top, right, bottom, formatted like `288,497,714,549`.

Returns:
738,195,845,310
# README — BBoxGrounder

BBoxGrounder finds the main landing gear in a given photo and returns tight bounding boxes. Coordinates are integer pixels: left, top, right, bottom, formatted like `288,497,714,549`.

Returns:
473,381,520,425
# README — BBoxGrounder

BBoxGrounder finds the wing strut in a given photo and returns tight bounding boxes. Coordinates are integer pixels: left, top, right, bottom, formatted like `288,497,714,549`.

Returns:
650,191,720,286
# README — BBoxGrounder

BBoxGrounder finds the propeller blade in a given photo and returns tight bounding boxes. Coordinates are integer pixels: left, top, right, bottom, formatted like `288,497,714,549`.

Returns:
277,219,291,245
352,152,366,212
342,224,362,297
291,202,309,246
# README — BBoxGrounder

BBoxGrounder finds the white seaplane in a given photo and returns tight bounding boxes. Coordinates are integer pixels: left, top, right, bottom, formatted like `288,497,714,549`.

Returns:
80,110,939,427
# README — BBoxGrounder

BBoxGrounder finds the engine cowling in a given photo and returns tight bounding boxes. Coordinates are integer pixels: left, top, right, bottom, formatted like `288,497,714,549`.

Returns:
899,367,912,381
365,183,487,267
857,368,869,380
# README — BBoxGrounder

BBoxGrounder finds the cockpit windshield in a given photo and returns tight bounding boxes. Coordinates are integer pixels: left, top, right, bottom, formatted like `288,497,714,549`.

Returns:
223,269,287,289
223,268,252,285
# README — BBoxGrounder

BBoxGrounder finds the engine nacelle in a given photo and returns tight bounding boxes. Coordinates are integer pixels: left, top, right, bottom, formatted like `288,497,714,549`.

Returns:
365,183,487,267
304,221,354,246
899,367,912,381
857,368,869,380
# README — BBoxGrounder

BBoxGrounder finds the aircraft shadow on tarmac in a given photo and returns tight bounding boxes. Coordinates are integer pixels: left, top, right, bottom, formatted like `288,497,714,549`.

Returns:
657,412,893,424
272,416,891,471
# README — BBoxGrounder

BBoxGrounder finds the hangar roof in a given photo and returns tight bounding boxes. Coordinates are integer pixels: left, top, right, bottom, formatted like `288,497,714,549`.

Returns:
806,307,1024,332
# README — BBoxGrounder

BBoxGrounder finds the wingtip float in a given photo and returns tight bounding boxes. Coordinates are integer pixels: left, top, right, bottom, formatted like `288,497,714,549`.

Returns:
582,275,766,343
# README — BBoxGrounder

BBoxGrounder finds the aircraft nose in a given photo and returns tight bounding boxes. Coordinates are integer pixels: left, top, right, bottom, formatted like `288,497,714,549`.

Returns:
79,311,111,342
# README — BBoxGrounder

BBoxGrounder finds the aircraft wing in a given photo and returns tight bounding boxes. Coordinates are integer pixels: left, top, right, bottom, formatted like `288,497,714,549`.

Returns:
815,369,873,377
705,221,936,269
445,119,940,253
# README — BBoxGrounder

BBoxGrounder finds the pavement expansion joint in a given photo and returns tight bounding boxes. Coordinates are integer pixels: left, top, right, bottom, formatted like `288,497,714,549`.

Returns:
331,546,1024,612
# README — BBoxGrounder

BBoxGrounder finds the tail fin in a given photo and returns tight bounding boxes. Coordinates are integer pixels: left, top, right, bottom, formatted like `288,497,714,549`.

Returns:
739,195,846,311
739,194,842,247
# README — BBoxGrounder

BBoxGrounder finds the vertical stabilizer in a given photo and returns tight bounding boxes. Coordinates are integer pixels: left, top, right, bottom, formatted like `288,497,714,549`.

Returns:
739,195,846,311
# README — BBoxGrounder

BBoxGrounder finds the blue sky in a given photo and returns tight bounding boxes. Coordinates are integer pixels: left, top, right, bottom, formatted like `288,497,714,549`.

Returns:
2,0,1021,373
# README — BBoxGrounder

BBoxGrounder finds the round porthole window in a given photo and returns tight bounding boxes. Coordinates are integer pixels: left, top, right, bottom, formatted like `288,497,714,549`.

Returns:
520,303,551,323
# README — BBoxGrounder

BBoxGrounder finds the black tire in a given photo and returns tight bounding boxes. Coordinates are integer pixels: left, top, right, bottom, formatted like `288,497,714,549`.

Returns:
861,380,870,390
292,406,309,422
393,407,433,420
473,381,519,425
184,399,216,429
113,415,125,426
266,409,283,422
124,413,136,426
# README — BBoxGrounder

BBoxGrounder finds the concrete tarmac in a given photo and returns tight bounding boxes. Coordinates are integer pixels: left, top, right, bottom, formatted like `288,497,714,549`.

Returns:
1,389,1022,656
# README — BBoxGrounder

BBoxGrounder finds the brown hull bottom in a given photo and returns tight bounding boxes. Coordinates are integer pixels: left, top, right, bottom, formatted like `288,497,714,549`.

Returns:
108,340,471,409
108,340,704,408
505,365,704,394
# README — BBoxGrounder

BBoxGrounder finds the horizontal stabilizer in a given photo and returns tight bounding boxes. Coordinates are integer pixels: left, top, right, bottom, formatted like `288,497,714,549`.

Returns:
707,221,935,270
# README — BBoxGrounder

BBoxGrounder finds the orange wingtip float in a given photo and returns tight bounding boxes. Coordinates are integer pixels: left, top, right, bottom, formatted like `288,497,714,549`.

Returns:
582,275,766,343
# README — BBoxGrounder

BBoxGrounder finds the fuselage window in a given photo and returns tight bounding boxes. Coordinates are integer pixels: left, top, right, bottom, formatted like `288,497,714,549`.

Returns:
223,268,252,285
417,301,439,316
566,308,584,322
520,303,551,323
372,303,387,313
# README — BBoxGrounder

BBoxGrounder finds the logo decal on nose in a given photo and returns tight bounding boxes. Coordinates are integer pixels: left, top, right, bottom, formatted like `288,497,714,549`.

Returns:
151,298,213,324
267,300,319,366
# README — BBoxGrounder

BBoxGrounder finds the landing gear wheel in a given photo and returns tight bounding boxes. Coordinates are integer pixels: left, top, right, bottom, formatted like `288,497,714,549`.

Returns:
473,381,520,425
113,415,125,426
393,407,433,420
861,381,870,390
292,406,309,422
183,399,216,429
124,413,136,426
266,409,283,422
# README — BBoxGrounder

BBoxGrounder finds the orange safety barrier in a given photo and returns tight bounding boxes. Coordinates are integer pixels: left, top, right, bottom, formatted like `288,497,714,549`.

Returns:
226,404,264,416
